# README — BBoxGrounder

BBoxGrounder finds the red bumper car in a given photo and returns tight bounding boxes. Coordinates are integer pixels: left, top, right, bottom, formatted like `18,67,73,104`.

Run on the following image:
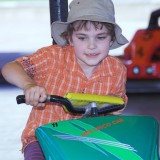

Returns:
120,9,160,80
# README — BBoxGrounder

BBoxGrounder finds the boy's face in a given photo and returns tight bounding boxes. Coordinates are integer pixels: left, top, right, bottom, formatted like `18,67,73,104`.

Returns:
69,21,113,71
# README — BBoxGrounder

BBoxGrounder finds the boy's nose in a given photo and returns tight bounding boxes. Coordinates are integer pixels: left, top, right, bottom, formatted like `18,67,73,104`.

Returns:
87,39,96,49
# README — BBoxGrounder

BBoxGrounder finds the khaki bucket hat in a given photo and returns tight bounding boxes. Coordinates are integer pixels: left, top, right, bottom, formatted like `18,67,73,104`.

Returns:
51,0,128,49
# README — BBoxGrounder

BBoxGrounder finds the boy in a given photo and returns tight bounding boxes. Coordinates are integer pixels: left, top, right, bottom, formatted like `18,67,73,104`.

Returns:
2,0,128,159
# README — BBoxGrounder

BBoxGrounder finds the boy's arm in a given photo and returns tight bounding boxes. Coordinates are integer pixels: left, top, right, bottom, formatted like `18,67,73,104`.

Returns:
2,61,35,90
2,61,47,108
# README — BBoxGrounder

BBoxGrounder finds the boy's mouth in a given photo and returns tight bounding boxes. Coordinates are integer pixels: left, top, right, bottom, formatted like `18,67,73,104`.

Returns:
85,53,100,57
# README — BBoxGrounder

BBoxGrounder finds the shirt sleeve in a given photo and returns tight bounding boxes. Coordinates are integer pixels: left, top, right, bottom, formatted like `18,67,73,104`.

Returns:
110,58,128,115
106,56,128,103
16,46,55,84
115,64,128,104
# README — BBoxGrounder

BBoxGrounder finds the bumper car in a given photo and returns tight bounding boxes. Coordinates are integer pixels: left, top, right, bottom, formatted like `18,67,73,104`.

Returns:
117,9,160,92
17,93,160,160
119,9,160,80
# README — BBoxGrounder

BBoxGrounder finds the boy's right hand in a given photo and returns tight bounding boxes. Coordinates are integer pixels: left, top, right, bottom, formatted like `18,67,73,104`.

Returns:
24,84,48,109
2,61,47,108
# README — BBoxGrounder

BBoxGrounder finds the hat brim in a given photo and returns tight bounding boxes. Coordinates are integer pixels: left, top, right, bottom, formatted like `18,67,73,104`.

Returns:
51,21,128,50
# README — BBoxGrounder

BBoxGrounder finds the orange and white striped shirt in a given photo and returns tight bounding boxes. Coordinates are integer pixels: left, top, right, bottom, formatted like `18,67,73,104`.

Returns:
16,45,127,151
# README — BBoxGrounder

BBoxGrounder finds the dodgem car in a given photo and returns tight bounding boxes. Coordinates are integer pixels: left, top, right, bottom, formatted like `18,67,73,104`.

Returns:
119,9,160,79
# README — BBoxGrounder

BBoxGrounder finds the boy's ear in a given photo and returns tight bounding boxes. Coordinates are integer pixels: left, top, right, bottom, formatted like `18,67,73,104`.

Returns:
68,38,73,46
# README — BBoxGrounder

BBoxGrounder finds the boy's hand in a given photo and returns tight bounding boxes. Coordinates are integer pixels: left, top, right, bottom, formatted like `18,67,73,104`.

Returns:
24,84,47,109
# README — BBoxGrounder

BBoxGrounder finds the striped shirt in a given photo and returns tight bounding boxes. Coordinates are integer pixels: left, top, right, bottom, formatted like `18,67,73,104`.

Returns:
16,45,127,151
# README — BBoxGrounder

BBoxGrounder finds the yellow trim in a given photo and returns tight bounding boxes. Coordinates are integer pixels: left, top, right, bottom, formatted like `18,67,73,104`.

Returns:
64,93,124,107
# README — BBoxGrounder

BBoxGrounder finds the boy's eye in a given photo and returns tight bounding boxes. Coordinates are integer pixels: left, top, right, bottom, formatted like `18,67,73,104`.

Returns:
97,36,106,40
78,37,86,40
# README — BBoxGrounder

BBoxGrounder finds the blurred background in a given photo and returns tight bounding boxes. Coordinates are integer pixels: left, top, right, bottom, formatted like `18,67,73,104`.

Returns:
0,0,160,159
0,0,159,54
